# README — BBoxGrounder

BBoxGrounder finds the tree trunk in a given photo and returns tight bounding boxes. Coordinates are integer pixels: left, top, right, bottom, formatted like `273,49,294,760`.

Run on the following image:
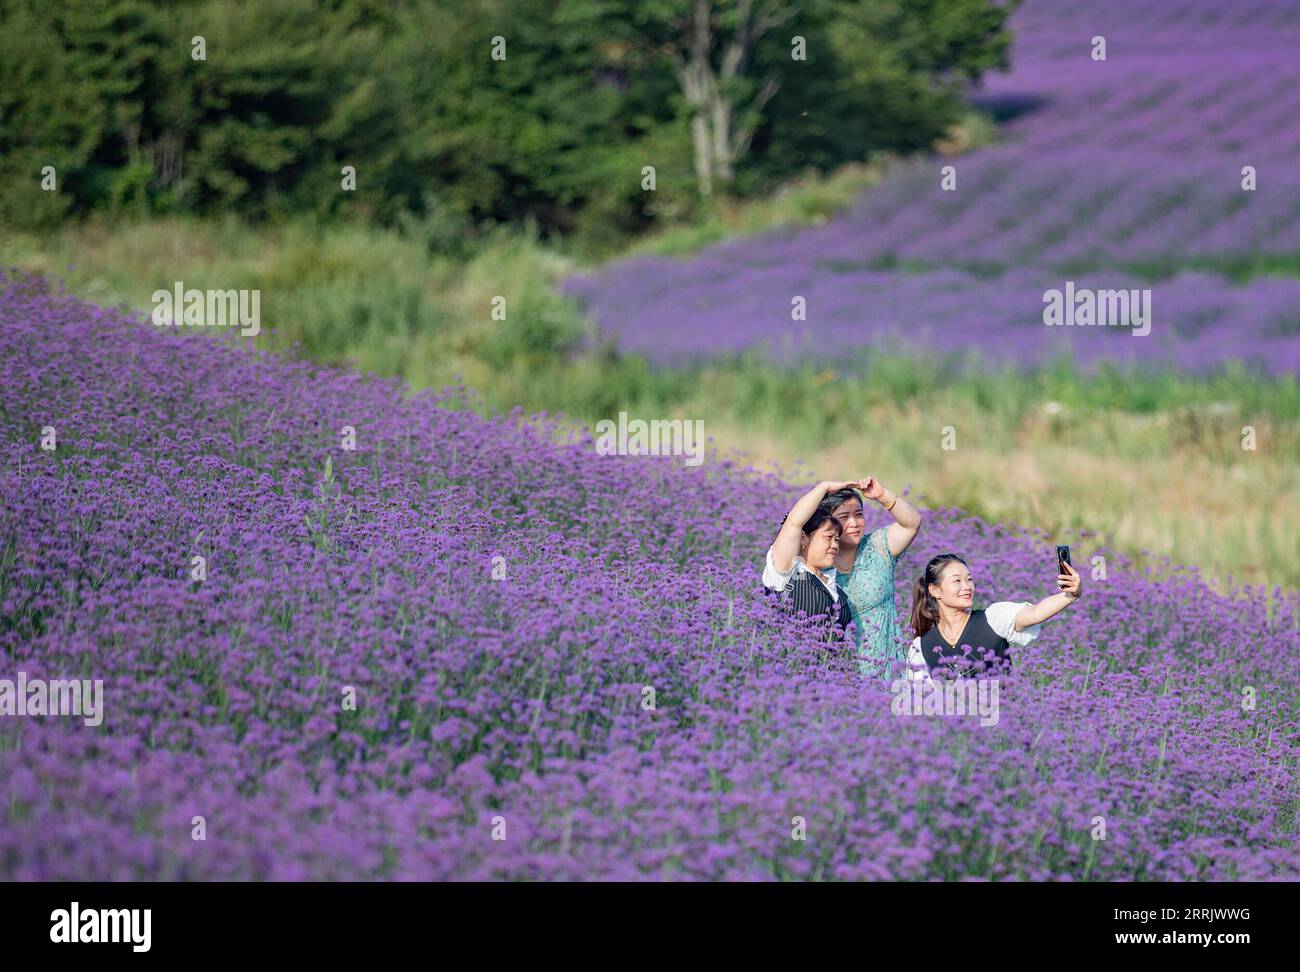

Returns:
669,0,791,198
690,111,714,197
709,88,734,187
683,0,718,197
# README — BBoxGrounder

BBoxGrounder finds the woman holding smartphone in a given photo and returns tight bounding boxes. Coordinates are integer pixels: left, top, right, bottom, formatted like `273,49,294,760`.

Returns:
820,479,922,677
906,552,1082,681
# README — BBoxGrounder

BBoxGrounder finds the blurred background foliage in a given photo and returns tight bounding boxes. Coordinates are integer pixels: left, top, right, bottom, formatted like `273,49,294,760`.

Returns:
0,0,1014,255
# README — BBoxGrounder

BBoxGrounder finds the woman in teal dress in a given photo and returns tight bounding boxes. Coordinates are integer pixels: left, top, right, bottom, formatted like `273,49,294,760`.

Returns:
823,478,921,677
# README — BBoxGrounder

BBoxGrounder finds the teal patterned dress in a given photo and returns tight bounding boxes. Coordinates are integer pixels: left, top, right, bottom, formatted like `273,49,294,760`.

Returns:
840,526,905,677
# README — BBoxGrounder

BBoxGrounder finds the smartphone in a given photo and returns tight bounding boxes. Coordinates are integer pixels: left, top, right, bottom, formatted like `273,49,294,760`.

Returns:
1056,545,1071,575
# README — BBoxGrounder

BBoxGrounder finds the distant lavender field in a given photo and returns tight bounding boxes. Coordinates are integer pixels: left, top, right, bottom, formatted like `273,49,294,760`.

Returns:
2,278,1296,879
562,0,1300,373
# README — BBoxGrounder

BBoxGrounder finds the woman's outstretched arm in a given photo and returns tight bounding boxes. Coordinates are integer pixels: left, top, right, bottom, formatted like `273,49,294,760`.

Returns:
1013,561,1083,630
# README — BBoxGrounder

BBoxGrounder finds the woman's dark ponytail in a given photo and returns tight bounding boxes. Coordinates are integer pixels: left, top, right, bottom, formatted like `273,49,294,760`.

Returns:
910,553,968,637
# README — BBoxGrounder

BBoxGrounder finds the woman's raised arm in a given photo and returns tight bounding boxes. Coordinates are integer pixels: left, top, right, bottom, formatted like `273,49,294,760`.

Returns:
771,480,855,573
856,477,921,557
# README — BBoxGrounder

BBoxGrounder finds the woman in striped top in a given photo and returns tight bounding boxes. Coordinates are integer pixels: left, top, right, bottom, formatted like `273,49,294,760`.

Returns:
762,481,856,640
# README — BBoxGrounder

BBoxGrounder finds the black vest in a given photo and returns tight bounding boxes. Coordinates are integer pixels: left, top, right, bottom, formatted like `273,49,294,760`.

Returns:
919,609,1010,675
770,569,852,640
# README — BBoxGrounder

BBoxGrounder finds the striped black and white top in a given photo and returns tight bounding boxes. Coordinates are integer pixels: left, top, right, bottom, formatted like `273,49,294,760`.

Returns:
762,545,853,637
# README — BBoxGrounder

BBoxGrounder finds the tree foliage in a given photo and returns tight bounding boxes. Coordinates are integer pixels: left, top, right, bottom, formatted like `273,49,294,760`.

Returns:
0,0,1016,243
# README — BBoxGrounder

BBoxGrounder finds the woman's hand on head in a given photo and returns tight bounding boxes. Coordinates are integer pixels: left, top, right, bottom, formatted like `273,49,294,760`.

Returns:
775,480,852,573
1059,561,1083,600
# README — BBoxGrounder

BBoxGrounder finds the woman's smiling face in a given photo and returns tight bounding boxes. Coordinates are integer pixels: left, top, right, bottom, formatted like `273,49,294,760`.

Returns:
801,520,841,569
930,561,975,609
829,497,866,547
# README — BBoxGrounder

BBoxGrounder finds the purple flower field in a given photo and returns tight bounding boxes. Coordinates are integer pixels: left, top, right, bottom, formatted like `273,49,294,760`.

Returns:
562,0,1300,373
2,276,1296,880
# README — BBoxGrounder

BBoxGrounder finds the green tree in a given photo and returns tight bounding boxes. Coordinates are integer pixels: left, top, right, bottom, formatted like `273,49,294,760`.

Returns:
0,0,107,227
562,0,1017,198
0,0,1017,239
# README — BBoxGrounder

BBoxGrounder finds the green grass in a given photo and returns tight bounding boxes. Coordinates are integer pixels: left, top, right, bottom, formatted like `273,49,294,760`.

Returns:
818,252,1300,285
623,161,886,260
618,112,1002,264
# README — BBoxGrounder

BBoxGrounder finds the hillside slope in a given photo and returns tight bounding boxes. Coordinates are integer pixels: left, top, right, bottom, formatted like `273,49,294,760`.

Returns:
0,276,1295,879
563,0,1300,373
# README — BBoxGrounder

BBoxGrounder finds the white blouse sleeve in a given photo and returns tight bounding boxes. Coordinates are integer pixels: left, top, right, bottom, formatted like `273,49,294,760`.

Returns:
985,601,1041,647
905,637,931,682
762,544,792,591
